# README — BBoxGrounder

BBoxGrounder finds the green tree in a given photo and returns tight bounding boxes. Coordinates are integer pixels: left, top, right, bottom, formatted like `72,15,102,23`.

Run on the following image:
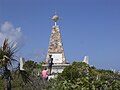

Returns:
23,60,38,74
46,61,120,90
0,39,31,90
0,39,16,90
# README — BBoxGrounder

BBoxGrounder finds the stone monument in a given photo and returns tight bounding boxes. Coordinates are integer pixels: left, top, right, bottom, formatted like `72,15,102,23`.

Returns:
46,14,66,64
82,56,89,65
42,14,69,77
20,57,25,70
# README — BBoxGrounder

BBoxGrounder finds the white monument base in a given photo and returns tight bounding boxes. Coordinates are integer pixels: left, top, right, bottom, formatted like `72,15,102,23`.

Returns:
42,64,70,74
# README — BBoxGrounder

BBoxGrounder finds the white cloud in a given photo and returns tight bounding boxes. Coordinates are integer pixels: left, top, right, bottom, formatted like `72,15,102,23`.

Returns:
0,21,23,46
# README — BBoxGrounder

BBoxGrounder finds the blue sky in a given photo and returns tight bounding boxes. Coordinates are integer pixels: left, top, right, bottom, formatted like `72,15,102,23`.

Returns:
0,0,120,70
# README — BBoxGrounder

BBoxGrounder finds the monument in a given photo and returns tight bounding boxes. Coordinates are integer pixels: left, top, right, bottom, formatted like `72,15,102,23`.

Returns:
19,57,25,70
82,56,89,65
46,14,66,64
42,14,69,77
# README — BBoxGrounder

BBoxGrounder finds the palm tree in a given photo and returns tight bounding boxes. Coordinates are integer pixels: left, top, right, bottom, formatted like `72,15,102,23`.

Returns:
0,39,15,90
0,39,31,90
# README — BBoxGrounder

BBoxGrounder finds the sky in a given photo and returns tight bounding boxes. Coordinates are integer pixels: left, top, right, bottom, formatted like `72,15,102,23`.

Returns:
0,0,120,70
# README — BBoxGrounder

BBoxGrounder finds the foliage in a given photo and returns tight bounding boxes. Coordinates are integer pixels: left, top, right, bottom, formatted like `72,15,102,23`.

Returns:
23,60,38,74
46,62,120,90
0,39,32,90
1,39,120,90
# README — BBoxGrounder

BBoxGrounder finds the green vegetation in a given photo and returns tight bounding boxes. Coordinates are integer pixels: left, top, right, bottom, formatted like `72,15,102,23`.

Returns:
0,39,32,90
0,39,120,90
46,62,120,90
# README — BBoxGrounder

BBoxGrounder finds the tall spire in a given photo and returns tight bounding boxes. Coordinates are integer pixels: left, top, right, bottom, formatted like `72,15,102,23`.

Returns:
46,14,66,64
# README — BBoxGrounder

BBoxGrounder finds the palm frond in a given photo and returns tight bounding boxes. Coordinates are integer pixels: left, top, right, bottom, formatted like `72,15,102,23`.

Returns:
20,70,32,84
14,63,33,85
0,38,18,68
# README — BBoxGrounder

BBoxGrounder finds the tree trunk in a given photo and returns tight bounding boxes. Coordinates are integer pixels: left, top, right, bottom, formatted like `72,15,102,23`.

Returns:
4,79,11,90
4,66,11,90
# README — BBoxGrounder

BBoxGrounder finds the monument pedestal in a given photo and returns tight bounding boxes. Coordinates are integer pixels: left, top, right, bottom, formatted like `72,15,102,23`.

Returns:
42,64,70,74
42,63,70,80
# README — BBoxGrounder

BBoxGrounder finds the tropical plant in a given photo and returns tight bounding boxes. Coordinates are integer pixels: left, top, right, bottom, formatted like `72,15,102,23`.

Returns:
0,39,31,90
45,62,120,90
